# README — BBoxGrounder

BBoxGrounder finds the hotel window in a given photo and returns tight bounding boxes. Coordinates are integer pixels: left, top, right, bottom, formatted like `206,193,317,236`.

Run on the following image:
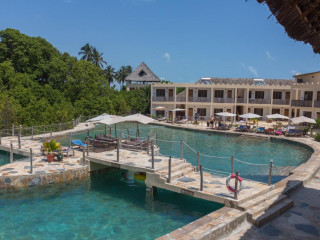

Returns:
255,91,264,99
197,108,207,116
156,89,165,97
254,108,263,116
272,109,280,114
198,90,207,98
273,92,282,99
214,90,224,98
303,112,312,118
304,91,313,101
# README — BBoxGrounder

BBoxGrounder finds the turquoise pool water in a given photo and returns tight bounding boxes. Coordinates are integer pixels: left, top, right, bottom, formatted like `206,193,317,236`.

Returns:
58,123,313,183
0,169,222,240
0,150,25,166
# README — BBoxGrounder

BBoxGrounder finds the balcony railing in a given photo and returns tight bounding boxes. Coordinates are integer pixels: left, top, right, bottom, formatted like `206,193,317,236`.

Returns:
236,98,246,104
213,98,235,103
152,96,174,102
272,99,290,105
176,96,186,102
249,99,271,104
188,97,211,102
315,101,320,108
291,100,312,107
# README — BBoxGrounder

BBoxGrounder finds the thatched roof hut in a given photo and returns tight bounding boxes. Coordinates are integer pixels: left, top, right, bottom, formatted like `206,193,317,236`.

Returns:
257,0,320,54
125,62,160,83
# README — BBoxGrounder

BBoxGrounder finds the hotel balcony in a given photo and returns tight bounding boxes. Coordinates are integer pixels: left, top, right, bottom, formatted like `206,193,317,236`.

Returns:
152,96,174,102
314,101,320,108
188,97,211,102
176,96,186,102
291,100,312,107
249,99,271,104
236,98,246,104
272,99,290,105
213,98,235,103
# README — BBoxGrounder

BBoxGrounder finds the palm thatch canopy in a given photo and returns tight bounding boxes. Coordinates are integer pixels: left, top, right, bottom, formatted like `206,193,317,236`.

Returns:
257,0,320,54
125,62,160,83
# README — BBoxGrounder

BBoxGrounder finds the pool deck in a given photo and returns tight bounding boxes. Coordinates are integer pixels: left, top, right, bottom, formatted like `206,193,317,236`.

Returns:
0,121,320,239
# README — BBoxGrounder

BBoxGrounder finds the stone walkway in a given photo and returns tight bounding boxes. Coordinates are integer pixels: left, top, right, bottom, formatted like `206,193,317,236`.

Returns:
224,170,320,240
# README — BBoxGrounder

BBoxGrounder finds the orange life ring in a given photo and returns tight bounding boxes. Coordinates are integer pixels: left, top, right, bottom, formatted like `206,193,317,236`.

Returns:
226,174,243,193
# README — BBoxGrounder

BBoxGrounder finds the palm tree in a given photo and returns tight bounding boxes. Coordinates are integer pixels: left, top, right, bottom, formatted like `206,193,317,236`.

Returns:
126,65,132,75
104,65,115,86
78,43,93,61
92,47,107,68
115,66,130,89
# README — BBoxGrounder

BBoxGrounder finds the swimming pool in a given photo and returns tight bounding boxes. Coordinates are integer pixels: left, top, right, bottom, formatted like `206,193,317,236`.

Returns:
0,168,222,240
0,150,25,166
58,123,313,183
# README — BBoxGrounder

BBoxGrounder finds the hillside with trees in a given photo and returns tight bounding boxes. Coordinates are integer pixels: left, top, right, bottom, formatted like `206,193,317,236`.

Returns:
0,29,150,129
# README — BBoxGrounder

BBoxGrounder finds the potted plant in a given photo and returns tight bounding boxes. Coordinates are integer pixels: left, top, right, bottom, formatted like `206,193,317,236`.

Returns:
43,140,61,163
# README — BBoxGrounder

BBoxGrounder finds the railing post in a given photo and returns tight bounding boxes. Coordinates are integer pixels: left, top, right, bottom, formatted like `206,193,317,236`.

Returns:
180,139,183,160
147,135,150,154
234,171,239,200
18,133,21,149
167,156,172,183
197,151,200,172
151,139,155,169
231,155,234,174
109,127,112,137
82,146,86,165
104,125,107,137
50,130,53,137
31,126,34,139
155,132,158,147
120,131,122,148
117,139,120,162
30,148,33,174
200,165,203,191
12,124,14,136
72,119,75,128
268,159,273,186
69,133,72,148
59,123,61,132
127,128,130,140
19,125,22,138
10,141,13,163
86,138,89,156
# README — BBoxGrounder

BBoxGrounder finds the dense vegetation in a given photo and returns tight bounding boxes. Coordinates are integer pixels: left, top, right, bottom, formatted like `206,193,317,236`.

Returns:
0,29,150,129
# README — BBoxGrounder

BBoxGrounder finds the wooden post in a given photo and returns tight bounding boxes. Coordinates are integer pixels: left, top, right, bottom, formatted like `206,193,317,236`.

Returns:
30,148,33,174
234,171,239,200
167,156,172,183
50,130,53,137
147,135,150,155
268,159,273,186
31,126,34,139
10,142,13,163
155,132,158,147
197,151,200,172
117,139,120,162
69,133,72,148
86,139,89,156
151,139,155,169
231,155,234,174
200,165,203,191
127,128,130,140
109,127,112,137
59,123,61,132
19,125,22,137
82,147,85,165
115,124,117,138
18,133,21,149
104,125,107,137
120,131,122,148
180,139,183,160
12,124,14,136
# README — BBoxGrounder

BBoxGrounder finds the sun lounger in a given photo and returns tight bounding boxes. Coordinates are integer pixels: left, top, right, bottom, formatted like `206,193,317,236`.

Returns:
265,128,274,134
256,127,265,133
176,118,188,124
157,117,166,122
235,125,248,132
71,139,87,149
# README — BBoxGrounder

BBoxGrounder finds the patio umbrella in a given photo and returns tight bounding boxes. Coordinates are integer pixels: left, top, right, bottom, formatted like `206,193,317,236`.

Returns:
86,113,112,122
290,116,316,124
170,108,186,124
266,114,289,120
154,106,166,110
96,115,125,138
122,113,155,138
215,112,237,117
239,113,261,119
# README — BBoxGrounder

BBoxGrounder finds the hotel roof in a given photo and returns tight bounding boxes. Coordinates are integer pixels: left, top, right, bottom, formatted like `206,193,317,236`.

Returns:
197,77,295,86
125,62,160,83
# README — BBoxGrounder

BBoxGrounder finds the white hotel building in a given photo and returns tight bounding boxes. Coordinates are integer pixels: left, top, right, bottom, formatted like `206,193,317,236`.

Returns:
150,71,320,121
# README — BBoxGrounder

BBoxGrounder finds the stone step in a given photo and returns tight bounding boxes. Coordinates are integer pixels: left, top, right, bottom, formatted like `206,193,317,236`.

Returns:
157,159,186,172
237,187,284,211
172,167,195,181
248,194,288,218
249,199,293,227
158,162,192,175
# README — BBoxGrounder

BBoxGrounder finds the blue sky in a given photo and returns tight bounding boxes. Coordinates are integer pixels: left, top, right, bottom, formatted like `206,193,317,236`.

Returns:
1,0,320,83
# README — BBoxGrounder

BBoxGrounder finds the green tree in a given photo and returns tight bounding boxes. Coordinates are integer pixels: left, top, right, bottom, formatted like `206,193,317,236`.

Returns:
92,47,107,68
104,65,115,86
78,43,93,61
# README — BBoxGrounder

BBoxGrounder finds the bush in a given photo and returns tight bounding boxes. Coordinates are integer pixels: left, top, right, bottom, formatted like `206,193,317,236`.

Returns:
314,133,320,142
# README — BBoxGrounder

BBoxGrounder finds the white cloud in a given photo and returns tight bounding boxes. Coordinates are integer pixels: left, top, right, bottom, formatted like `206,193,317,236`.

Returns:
290,70,301,76
163,52,170,63
248,66,259,77
265,51,275,60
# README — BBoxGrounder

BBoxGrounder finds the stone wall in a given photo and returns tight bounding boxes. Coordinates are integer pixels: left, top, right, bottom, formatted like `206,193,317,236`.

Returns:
0,166,89,190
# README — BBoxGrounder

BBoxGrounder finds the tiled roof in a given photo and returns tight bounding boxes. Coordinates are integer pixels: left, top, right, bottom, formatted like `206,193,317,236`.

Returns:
197,77,295,86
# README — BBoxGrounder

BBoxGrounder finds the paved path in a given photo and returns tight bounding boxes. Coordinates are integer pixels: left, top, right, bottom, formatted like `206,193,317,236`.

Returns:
225,170,320,240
